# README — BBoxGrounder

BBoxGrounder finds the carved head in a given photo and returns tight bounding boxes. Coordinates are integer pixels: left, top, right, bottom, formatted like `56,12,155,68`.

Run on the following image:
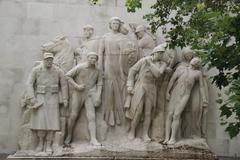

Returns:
120,24,129,35
41,35,69,53
109,17,122,32
182,47,194,62
135,25,146,39
87,52,98,65
43,52,54,68
190,57,201,69
151,43,167,61
83,25,94,39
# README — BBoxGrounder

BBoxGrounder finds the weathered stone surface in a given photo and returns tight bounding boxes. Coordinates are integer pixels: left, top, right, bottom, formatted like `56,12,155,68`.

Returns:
8,146,217,160
0,0,239,158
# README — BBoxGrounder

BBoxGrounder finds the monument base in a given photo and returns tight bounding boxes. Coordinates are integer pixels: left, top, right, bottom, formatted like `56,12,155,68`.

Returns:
8,138,217,160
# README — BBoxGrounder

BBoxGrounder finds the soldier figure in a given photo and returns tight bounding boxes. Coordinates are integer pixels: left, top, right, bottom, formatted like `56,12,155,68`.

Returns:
26,52,68,154
125,44,167,142
76,25,100,64
64,52,103,146
135,25,155,58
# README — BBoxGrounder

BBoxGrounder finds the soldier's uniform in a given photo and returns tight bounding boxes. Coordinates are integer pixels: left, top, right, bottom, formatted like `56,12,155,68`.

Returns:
27,63,68,131
126,57,165,121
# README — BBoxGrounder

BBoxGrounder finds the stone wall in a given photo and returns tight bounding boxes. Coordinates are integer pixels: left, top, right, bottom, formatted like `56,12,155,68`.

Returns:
0,0,239,157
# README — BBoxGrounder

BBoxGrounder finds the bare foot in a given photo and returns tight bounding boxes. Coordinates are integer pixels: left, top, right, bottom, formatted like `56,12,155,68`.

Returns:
64,135,72,146
90,139,101,146
128,132,135,140
35,142,43,152
163,139,169,145
45,144,53,155
143,135,151,143
167,139,176,145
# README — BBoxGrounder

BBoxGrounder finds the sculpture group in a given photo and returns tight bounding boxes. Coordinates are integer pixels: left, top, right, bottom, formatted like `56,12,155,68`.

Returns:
18,17,209,155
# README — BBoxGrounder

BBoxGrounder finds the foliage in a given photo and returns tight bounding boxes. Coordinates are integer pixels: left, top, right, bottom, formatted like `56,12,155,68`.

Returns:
88,0,100,5
90,0,240,138
125,0,142,12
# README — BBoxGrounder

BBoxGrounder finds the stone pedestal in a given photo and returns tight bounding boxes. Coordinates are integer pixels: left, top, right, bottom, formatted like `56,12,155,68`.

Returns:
8,138,217,160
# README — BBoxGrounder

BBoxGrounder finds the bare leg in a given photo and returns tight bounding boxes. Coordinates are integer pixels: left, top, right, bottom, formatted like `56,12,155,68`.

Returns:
60,116,66,145
128,99,144,140
168,96,189,145
163,112,173,144
36,130,46,152
85,98,100,146
142,97,152,142
65,91,83,145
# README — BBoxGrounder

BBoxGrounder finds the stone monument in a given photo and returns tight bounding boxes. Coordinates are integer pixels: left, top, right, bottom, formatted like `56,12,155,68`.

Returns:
9,17,216,160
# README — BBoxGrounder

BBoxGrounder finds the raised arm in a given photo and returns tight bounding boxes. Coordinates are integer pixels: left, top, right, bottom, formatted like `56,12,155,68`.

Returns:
148,61,167,78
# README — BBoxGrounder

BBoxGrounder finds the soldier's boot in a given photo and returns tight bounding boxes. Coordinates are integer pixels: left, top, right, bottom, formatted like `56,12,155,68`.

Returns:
45,131,54,155
128,129,135,140
45,140,53,155
36,131,46,152
35,139,44,152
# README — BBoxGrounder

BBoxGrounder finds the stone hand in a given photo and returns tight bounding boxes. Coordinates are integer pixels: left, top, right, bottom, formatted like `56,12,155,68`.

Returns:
76,84,85,91
127,87,133,94
146,58,152,66
203,100,208,107
94,99,101,107
165,67,173,74
29,97,37,106
63,100,68,108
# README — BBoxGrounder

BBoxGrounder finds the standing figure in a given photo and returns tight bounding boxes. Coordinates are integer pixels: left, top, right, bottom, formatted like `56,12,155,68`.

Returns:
163,57,208,145
177,48,209,139
99,17,129,126
64,52,103,146
76,25,100,64
135,25,155,58
26,52,68,154
125,44,167,142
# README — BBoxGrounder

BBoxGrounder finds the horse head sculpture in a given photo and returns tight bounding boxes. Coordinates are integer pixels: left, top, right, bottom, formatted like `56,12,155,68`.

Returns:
41,35,75,72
